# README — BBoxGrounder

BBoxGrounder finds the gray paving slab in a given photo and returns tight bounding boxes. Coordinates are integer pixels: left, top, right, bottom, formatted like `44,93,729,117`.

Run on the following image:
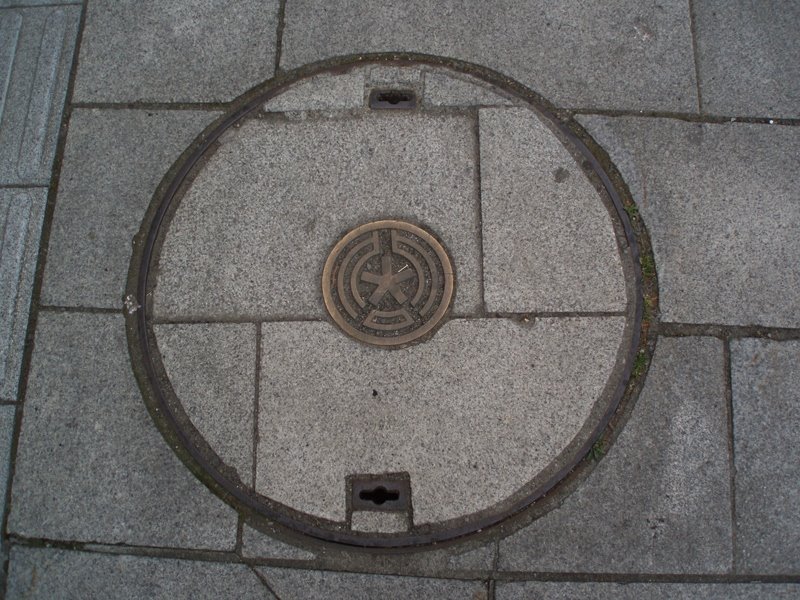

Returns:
423,70,514,107
41,109,218,308
241,525,316,561
154,112,482,318
281,0,697,112
0,405,14,555
0,0,80,5
73,0,279,103
256,317,625,525
480,107,626,313
256,566,486,600
498,336,732,574
0,7,79,185
731,338,800,574
155,323,256,484
7,312,238,549
6,546,273,600
0,188,45,401
579,116,800,328
694,0,800,118
496,581,800,599
264,70,365,112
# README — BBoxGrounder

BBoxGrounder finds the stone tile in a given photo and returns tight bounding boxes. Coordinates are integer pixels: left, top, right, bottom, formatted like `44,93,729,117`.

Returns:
256,317,625,525
480,108,626,313
0,0,80,5
8,312,238,549
41,109,218,308
731,338,800,574
264,70,365,112
241,524,316,561
351,511,408,533
496,581,800,599
0,7,80,185
0,405,15,555
499,336,732,574
281,0,697,112
155,323,256,484
694,1,800,118
7,546,273,599
446,543,496,571
0,188,45,401
424,70,514,107
73,0,279,103
154,112,482,318
256,566,486,600
580,116,800,327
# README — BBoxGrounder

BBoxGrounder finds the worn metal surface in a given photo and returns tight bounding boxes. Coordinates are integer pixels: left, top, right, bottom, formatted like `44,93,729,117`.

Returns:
322,220,454,348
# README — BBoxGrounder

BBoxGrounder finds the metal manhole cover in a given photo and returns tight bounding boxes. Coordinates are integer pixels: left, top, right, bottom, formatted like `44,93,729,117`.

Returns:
125,55,658,549
322,219,454,348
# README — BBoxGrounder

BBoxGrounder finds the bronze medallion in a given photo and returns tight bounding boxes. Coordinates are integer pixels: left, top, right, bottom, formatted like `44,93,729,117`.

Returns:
322,220,455,347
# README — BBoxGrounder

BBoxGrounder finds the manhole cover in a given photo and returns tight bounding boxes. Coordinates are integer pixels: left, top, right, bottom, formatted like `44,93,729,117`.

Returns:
126,56,656,548
322,219,454,348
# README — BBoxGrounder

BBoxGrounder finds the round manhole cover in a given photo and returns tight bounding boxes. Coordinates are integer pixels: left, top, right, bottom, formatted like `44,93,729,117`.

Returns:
322,219,455,348
126,56,656,548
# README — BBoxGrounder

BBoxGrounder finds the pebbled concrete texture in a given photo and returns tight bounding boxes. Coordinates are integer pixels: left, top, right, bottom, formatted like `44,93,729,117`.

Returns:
731,338,800,574
281,0,697,112
6,546,273,600
155,323,256,485
264,70,366,112
73,0,280,103
256,566,486,600
0,7,80,185
496,582,800,599
7,312,238,549
423,70,514,107
154,112,482,318
41,109,218,309
480,107,626,313
580,116,800,328
0,188,45,402
0,406,14,555
256,317,625,524
241,524,316,561
498,336,732,573
694,0,800,118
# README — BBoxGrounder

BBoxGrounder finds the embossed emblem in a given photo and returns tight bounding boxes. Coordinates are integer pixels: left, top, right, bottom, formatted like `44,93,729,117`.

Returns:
322,220,455,347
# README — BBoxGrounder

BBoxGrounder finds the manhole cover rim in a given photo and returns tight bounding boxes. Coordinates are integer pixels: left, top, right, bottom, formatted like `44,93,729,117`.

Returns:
125,53,651,549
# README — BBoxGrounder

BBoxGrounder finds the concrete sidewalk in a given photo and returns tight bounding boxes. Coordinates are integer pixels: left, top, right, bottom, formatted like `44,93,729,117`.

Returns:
0,1,798,598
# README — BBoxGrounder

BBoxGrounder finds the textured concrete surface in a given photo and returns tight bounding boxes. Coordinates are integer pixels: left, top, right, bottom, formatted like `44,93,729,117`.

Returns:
256,566,486,600
281,0,697,112
499,337,731,573
580,116,800,328
73,0,280,103
241,525,316,561
6,546,273,600
0,7,79,185
264,70,365,112
423,70,514,107
256,317,625,524
41,109,218,308
496,582,800,599
694,0,800,118
351,511,408,533
7,312,238,549
731,339,800,574
3,0,800,595
154,112,482,318
0,406,14,555
155,323,256,484
0,189,45,401
480,107,626,313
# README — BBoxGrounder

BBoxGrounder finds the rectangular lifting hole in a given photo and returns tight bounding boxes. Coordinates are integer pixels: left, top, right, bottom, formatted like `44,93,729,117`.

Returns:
350,474,411,512
369,89,417,110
